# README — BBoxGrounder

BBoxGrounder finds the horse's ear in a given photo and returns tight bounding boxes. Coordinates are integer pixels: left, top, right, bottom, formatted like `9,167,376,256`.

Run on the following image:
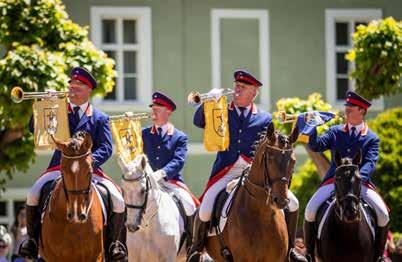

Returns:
140,155,147,170
52,135,68,152
289,125,299,145
266,121,275,140
83,133,93,151
353,150,362,165
335,150,342,167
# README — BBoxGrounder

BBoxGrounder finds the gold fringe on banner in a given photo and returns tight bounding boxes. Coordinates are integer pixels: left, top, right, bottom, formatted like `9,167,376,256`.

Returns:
33,98,70,150
110,118,144,163
203,96,230,152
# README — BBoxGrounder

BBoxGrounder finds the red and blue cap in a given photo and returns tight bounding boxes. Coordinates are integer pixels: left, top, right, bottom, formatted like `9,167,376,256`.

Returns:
234,70,262,87
344,91,371,110
149,91,176,111
69,67,97,89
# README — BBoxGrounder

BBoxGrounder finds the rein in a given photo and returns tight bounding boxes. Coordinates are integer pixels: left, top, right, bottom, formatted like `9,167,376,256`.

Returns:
60,149,94,221
335,164,359,171
334,163,362,221
244,143,291,205
62,150,91,159
122,170,151,229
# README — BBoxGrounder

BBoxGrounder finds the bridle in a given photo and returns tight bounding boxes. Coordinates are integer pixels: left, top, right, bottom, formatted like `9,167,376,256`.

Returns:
334,164,362,221
121,168,151,230
61,150,93,198
60,150,94,221
244,142,293,206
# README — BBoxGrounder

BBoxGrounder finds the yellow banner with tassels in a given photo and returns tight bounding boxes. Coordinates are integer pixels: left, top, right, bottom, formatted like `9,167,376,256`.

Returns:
33,98,70,150
110,118,143,163
203,96,230,151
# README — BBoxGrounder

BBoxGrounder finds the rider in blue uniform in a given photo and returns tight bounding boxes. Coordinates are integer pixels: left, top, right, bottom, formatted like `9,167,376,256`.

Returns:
304,91,389,262
20,67,127,261
187,70,307,262
142,91,199,216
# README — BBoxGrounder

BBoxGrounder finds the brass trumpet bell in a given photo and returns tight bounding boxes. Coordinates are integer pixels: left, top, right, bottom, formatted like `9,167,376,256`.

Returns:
10,86,69,103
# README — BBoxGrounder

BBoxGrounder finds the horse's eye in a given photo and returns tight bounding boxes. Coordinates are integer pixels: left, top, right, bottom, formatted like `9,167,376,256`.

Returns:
140,188,146,194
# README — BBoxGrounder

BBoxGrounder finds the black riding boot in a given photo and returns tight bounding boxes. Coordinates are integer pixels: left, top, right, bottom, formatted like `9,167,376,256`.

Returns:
374,223,389,262
285,210,308,262
187,214,208,262
108,212,127,262
304,221,316,262
19,205,40,259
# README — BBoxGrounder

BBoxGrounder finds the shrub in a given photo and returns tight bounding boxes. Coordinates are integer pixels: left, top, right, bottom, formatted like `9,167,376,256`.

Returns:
346,17,402,99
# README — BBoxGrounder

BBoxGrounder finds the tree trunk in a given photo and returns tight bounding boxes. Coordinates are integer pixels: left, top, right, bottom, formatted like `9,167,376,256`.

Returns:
303,145,330,179
0,127,24,160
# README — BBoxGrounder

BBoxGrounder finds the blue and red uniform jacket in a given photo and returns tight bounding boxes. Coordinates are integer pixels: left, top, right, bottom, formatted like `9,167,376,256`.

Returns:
307,123,379,183
29,104,113,170
142,123,187,182
193,102,272,189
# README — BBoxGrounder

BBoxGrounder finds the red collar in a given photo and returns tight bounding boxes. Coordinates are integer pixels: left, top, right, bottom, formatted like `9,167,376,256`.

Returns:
150,123,174,135
342,122,368,136
228,102,257,114
68,103,93,117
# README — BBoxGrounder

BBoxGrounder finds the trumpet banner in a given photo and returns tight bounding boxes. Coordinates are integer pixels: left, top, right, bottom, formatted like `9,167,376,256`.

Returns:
110,118,143,163
203,96,230,151
33,98,70,150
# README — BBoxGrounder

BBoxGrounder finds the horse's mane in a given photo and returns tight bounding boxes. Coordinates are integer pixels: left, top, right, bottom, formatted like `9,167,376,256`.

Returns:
251,129,291,162
339,157,354,166
131,154,162,191
66,130,89,153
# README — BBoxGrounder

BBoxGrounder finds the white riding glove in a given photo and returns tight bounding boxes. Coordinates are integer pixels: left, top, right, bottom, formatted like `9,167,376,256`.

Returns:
208,88,224,101
152,169,167,182
124,111,134,118
45,88,58,101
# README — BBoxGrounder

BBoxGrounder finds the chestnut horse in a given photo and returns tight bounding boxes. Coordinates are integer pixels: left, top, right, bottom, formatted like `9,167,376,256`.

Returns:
206,122,298,262
40,131,104,262
315,151,374,262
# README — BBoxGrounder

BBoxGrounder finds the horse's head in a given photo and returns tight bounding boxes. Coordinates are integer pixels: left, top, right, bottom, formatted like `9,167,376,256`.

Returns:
53,131,93,223
120,154,152,232
249,122,298,209
334,150,362,223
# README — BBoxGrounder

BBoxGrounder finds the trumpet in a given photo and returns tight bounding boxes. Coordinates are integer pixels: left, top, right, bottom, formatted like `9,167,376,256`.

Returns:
11,86,70,103
110,112,152,121
187,88,235,106
276,110,344,124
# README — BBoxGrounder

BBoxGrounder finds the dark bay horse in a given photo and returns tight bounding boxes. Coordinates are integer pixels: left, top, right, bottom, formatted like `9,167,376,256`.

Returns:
40,131,104,262
205,122,298,262
315,151,374,262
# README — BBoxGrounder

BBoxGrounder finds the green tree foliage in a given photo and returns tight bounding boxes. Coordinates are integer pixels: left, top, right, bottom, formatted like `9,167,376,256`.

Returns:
346,17,402,99
0,0,116,186
368,108,402,232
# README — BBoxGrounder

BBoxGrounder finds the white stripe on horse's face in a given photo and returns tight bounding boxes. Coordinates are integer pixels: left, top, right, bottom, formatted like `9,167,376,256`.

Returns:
71,160,79,173
73,199,79,223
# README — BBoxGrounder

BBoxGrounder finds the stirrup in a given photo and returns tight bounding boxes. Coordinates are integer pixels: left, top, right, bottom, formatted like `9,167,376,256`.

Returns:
19,239,38,259
109,240,127,260
288,247,308,262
